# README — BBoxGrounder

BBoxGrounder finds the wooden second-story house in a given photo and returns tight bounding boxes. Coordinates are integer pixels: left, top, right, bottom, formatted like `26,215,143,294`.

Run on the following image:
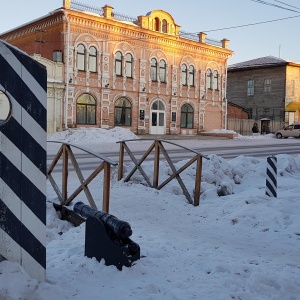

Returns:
227,56,300,132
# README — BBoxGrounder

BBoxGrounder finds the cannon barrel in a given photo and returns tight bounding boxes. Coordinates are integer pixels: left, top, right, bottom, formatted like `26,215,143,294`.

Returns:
74,202,132,239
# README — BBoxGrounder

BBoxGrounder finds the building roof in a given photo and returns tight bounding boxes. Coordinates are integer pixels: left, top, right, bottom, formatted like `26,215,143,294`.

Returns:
228,56,289,71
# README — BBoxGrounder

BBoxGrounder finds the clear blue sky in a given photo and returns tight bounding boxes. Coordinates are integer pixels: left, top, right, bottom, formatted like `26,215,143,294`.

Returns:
1,0,300,64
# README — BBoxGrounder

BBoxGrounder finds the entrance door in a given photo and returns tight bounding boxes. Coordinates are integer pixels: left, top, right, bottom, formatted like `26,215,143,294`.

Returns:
288,112,295,125
150,99,165,134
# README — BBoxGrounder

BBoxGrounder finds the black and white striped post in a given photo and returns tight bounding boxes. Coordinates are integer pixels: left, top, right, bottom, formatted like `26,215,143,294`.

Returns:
266,156,277,198
0,41,47,281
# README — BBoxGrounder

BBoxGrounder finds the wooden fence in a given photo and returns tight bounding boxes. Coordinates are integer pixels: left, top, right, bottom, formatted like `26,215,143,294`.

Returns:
117,139,209,206
227,118,284,136
47,141,118,212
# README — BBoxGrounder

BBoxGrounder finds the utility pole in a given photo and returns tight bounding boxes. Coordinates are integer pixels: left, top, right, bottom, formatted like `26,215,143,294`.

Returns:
35,28,46,55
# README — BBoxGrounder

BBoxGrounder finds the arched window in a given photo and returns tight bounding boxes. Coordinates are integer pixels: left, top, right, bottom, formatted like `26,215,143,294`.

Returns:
151,100,165,127
154,17,160,31
159,59,166,83
115,51,122,76
181,64,188,85
151,99,165,111
180,103,194,129
76,94,96,124
125,53,133,78
213,70,219,90
206,68,212,89
162,19,167,33
89,46,97,72
151,58,158,81
115,97,131,126
189,65,195,86
77,44,85,71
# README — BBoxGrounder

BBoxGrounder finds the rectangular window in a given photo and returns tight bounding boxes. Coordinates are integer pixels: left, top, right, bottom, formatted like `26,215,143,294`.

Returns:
115,61,122,76
247,80,254,96
77,54,85,71
159,68,166,82
53,50,63,62
115,107,131,126
151,66,157,81
264,79,271,93
159,112,164,126
125,61,132,78
89,56,97,72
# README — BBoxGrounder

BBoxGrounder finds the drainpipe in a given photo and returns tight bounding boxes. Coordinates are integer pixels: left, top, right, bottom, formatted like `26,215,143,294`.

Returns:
62,11,70,130
224,58,228,130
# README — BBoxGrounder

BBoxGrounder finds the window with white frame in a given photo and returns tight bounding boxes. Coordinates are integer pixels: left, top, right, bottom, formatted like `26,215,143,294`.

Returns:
212,70,219,90
181,64,188,85
206,68,212,89
125,53,133,78
76,93,96,124
159,59,167,82
151,58,158,81
115,51,122,76
114,97,132,126
76,44,85,71
88,46,97,72
189,65,195,86
180,103,194,128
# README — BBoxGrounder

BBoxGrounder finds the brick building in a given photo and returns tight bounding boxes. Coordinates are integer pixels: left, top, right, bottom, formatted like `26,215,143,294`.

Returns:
0,0,233,135
227,56,300,129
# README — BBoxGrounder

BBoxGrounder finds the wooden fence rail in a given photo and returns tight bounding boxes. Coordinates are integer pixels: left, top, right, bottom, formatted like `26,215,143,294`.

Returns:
117,139,209,206
47,141,118,212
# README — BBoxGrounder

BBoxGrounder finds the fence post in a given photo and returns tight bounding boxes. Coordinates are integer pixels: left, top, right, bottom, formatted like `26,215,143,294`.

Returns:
118,142,124,181
62,144,69,205
194,155,203,206
266,156,277,197
153,140,160,188
103,162,111,213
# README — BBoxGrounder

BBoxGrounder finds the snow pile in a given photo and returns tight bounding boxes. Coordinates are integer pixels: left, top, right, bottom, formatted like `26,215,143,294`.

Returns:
47,127,138,144
1,128,300,300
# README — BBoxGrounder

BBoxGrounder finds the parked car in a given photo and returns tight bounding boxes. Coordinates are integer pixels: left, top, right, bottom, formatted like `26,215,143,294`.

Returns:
275,124,300,139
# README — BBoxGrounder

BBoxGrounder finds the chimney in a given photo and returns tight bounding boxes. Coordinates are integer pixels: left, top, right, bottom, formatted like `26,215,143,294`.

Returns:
102,5,114,18
63,0,71,9
222,38,229,49
198,32,207,44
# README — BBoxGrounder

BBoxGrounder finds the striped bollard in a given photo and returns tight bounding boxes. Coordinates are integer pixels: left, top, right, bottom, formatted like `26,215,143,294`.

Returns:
0,41,47,281
266,156,277,197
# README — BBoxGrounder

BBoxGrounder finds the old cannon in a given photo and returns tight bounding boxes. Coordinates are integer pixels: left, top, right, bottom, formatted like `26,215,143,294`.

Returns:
73,202,140,270
53,202,140,270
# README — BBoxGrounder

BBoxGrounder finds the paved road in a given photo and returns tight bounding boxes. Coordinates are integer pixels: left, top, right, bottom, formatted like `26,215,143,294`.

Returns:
47,137,300,172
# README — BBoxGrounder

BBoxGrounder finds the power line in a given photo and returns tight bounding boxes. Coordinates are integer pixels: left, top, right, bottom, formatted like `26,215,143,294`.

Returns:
201,14,300,33
249,0,300,13
273,0,300,10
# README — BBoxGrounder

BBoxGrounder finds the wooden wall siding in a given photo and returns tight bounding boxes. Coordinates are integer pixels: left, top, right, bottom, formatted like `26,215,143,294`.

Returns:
227,66,287,121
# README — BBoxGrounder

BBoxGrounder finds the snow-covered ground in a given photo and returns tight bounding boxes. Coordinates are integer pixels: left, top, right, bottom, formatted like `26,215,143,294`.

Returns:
1,128,300,300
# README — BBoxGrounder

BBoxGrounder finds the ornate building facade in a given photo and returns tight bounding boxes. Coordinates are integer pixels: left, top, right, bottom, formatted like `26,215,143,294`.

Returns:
0,0,233,135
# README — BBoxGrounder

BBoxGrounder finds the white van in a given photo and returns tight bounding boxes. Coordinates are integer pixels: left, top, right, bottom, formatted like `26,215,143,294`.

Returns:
275,124,300,139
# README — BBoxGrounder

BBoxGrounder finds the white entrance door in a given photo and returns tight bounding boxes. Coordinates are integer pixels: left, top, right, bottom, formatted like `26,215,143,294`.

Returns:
150,99,166,135
288,112,295,125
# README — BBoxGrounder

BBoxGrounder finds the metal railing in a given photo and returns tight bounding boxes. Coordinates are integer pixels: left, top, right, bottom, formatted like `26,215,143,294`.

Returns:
47,141,118,212
117,139,209,206
70,1,222,47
